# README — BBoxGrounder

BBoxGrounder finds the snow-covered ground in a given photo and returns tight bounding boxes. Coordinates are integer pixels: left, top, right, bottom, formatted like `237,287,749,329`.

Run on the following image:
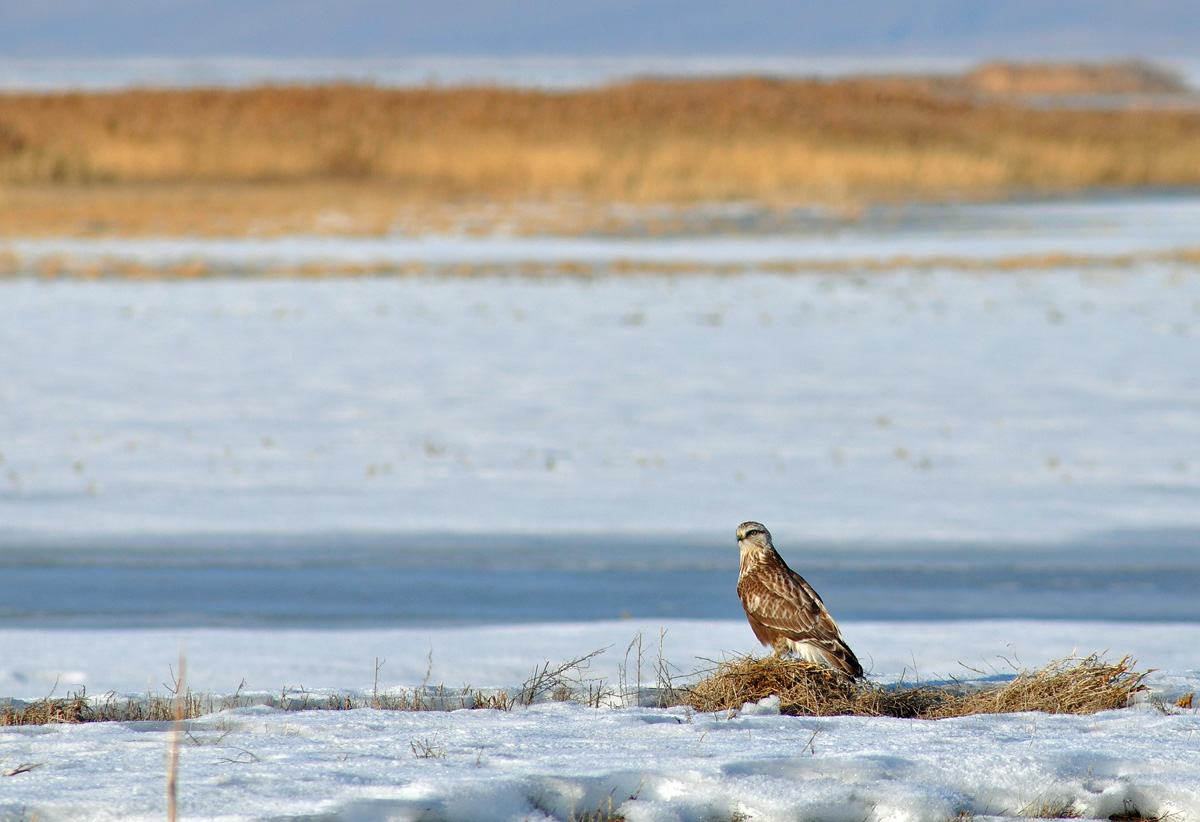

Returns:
3,619,1199,702
3,197,1200,821
3,244,1200,544
1,621,1198,822
7,692,1200,822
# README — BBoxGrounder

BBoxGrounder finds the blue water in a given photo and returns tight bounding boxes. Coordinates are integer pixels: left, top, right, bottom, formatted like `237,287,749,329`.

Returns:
1,531,1196,628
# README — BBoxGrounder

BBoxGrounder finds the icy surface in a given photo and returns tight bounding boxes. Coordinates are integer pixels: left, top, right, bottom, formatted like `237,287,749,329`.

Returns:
3,260,1200,545
1,621,1198,822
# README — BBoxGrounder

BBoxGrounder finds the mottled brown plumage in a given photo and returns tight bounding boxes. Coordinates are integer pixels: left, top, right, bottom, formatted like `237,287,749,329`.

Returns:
736,521,864,679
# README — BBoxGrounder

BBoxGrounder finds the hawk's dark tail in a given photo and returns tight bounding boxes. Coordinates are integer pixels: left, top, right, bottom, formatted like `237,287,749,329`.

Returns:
823,638,864,680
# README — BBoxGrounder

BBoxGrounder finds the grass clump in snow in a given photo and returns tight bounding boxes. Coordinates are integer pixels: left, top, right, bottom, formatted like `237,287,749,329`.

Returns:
682,653,1147,719
684,655,942,717
1019,795,1081,819
1,651,1149,725
1108,800,1177,822
2,689,207,726
924,654,1148,718
0,685,524,724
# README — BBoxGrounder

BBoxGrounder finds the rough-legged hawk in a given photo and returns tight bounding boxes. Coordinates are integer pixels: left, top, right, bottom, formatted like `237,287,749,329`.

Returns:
736,521,864,679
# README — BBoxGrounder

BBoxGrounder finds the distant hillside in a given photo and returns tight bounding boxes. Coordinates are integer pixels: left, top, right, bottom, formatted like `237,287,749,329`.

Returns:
3,0,1200,59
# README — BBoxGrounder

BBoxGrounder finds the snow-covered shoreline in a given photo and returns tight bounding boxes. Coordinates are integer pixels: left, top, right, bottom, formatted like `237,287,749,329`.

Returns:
1,620,1198,822
3,619,1197,701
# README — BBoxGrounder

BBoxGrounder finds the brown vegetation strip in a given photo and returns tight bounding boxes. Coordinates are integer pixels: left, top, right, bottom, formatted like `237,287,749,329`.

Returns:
683,654,1148,718
0,686,516,726
2,692,206,725
1,67,1199,236
2,654,1150,725
5,247,1200,282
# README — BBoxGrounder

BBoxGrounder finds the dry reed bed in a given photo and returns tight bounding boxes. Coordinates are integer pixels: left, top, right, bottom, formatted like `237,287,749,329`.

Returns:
0,67,1199,236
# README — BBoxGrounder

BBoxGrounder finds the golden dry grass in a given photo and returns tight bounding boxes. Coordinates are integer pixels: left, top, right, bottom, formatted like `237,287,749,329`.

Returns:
1,691,207,725
685,655,942,718
683,654,1148,718
0,64,1198,236
0,653,1151,726
0,686,516,725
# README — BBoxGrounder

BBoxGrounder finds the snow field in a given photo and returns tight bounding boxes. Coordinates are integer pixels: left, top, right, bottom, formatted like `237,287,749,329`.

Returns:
2,674,1198,822
4,197,1200,820
3,262,1200,544
3,620,1200,702
2,621,1199,821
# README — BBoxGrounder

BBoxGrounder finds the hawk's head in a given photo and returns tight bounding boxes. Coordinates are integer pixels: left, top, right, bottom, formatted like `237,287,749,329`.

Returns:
736,521,773,552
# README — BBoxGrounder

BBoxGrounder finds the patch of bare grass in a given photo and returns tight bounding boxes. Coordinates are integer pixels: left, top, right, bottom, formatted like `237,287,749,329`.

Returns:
0,647,612,726
1,650,1150,726
1020,795,1082,819
409,736,446,759
1,689,207,725
682,654,1147,719
1108,800,1179,822
925,655,1148,718
0,682,521,725
519,647,612,707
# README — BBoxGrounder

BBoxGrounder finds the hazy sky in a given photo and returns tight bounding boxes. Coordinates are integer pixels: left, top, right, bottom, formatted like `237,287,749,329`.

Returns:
2,0,1199,59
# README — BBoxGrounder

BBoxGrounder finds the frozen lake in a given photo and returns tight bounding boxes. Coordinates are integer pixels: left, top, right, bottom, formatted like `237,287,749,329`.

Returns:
1,537,1199,628
3,196,1200,629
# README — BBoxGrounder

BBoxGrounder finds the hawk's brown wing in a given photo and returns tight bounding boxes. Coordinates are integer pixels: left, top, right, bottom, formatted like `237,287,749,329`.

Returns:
737,559,863,679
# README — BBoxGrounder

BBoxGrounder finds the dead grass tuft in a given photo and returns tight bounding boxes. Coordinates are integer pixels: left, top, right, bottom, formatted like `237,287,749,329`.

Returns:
1108,799,1178,822
1020,796,1081,819
925,655,1148,718
684,655,941,717
409,736,446,759
1,652,1150,726
2,689,207,725
519,647,612,707
569,798,626,822
682,654,1147,719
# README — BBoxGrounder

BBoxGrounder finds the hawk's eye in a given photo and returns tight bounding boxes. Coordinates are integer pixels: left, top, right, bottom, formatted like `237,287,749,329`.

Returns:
746,529,760,537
